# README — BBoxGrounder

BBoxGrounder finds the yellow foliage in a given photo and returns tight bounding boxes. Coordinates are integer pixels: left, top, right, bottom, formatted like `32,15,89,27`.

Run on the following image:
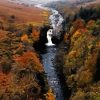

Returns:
68,51,77,58
45,89,55,100
77,70,93,86
21,34,28,42
31,29,40,42
72,89,85,100
74,30,82,36
13,51,43,72
87,20,96,29
21,34,33,45
71,28,88,46
72,29,88,39
71,30,82,44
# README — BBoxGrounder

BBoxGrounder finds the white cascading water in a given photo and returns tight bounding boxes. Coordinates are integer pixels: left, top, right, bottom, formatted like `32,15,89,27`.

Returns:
35,4,65,100
46,9,64,46
46,29,55,46
35,4,64,46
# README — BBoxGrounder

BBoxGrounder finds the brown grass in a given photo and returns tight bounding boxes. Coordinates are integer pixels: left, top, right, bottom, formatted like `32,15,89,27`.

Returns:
0,0,49,24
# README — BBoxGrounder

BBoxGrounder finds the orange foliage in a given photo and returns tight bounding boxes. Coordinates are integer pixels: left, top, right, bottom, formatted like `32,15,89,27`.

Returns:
21,34,28,42
74,28,88,37
63,33,70,42
13,51,43,72
72,28,88,42
77,70,93,86
73,19,85,31
0,72,12,88
78,28,88,33
74,30,82,36
87,20,96,28
0,30,7,41
31,29,40,41
68,50,77,58
21,33,32,44
18,43,23,48
45,89,55,100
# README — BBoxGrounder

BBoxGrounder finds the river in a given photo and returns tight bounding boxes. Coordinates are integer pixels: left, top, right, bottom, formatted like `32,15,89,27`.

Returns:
35,4,65,100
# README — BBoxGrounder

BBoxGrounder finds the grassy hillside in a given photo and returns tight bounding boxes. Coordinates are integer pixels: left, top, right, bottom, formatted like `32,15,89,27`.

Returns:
0,0,49,25
0,0,55,100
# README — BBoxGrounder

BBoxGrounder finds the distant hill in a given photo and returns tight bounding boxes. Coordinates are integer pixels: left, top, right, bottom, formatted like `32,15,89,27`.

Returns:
45,0,100,20
46,0,100,8
0,0,49,24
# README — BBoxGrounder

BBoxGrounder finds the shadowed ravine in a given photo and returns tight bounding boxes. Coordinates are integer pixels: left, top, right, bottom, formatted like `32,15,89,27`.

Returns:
40,46,64,100
35,4,65,100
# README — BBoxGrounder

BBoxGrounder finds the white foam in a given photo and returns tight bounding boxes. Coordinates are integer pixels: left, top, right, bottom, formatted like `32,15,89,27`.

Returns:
46,29,55,46
35,4,64,46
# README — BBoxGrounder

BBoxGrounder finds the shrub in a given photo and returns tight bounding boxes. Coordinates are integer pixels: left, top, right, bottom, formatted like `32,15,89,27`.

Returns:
13,51,43,72
87,20,96,30
71,89,86,100
93,93,100,100
8,15,16,23
75,7,100,21
76,70,93,86
0,61,11,74
6,23,17,32
72,19,85,33
96,19,100,25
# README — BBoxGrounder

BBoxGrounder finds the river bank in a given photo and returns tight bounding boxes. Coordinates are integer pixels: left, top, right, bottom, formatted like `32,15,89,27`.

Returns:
0,1,56,100
33,4,68,100
38,2,100,100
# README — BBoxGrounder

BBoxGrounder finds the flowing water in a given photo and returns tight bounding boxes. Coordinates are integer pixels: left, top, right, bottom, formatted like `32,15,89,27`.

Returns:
46,29,55,46
40,46,64,100
35,4,64,100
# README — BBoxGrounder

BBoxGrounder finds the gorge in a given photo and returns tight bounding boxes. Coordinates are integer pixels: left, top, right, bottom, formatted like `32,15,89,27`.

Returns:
34,2,100,99
0,0,100,100
34,4,66,100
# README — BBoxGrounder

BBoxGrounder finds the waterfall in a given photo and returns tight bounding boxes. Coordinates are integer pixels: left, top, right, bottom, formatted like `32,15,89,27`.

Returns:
35,4,64,46
35,4,65,100
46,9,64,46
46,29,55,46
